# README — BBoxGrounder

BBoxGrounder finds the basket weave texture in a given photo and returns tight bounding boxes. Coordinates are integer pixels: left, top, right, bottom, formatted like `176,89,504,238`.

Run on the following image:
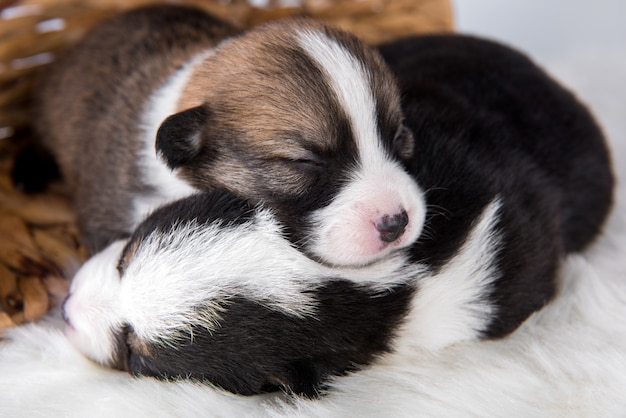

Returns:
0,0,453,330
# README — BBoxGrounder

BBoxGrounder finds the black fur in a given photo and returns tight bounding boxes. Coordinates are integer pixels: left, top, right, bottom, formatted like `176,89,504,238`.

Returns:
11,139,61,193
128,188,256,237
126,279,413,397
115,190,414,397
63,32,614,398
376,34,614,337
156,106,209,169
117,190,256,275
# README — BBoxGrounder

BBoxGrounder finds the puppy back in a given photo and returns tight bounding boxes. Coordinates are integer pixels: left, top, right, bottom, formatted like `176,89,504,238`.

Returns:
379,34,615,338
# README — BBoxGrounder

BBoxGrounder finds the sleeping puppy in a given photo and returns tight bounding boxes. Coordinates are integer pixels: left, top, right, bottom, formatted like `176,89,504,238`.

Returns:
25,4,424,267
62,33,614,397
62,190,417,397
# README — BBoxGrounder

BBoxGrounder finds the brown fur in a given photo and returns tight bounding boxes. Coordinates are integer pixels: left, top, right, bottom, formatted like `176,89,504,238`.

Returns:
175,19,405,199
33,6,238,252
33,5,408,255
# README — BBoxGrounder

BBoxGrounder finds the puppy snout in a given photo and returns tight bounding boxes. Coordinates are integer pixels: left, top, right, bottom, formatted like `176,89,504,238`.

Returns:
377,210,409,243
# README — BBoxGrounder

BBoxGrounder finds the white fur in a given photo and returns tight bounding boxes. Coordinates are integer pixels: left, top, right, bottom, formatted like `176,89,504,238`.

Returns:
133,51,213,227
3,30,624,416
63,206,418,356
296,30,426,267
120,210,328,343
2,201,626,416
395,199,501,352
63,240,126,366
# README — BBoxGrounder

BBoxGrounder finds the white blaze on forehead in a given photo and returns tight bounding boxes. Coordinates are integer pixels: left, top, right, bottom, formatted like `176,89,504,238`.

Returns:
296,29,382,167
296,29,426,267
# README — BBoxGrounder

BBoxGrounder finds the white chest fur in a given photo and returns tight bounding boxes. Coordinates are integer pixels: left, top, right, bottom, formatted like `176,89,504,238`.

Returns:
395,199,503,352
132,52,213,227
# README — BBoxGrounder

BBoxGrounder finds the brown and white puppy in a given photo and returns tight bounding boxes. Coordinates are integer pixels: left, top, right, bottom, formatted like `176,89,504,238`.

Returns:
28,5,424,267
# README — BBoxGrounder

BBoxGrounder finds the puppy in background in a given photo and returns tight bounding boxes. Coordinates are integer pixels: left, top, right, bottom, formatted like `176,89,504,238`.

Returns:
62,35,614,396
20,4,424,267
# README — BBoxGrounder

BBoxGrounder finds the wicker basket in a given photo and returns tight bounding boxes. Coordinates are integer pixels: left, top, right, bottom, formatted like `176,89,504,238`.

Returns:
0,0,453,330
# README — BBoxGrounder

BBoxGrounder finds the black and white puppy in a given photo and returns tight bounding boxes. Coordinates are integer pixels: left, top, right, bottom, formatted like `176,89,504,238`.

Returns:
63,190,416,397
25,4,424,267
62,34,614,396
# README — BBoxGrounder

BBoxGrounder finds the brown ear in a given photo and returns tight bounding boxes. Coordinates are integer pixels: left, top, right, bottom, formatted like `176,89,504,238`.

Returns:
156,106,209,169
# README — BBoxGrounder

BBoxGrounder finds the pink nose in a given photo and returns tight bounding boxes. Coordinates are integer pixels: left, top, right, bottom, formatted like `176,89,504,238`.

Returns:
376,210,409,243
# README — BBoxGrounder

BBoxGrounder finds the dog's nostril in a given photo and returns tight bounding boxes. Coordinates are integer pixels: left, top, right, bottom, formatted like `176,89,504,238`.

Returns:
61,296,71,325
377,210,409,243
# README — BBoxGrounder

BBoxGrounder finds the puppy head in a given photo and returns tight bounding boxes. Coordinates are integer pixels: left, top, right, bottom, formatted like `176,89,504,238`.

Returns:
156,19,426,267
63,190,414,396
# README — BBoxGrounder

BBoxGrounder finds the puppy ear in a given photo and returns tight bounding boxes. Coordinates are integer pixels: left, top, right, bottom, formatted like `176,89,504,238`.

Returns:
156,106,209,169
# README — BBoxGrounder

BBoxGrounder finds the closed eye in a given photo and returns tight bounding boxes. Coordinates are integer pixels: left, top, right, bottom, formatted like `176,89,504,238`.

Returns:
281,150,326,170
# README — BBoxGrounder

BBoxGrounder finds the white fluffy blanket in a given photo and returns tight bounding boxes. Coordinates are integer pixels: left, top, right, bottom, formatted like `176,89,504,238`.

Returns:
1,190,626,418
2,38,626,418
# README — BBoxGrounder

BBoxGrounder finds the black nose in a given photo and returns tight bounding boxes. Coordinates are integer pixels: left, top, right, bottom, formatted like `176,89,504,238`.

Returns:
377,210,409,243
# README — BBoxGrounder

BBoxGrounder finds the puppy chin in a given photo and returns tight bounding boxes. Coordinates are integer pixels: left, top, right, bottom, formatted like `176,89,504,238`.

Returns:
63,240,126,367
313,218,421,267
64,319,121,368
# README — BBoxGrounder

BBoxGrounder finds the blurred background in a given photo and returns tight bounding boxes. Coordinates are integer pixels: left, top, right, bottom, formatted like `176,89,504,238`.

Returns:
455,0,626,181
